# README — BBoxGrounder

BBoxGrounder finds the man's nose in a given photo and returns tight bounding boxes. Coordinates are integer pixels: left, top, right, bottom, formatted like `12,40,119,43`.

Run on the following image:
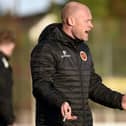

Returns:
90,22,94,29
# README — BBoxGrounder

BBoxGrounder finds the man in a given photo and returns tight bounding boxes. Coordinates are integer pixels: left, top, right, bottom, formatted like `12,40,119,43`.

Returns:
0,30,15,126
30,1,126,126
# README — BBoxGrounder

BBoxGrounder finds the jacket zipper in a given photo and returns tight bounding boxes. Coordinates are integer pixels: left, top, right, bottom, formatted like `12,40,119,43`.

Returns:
76,49,85,126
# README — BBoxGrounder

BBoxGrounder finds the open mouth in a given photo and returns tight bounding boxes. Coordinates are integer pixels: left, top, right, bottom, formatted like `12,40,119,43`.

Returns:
85,31,89,34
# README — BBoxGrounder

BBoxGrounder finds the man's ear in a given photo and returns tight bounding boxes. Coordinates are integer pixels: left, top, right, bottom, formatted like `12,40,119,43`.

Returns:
67,16,75,26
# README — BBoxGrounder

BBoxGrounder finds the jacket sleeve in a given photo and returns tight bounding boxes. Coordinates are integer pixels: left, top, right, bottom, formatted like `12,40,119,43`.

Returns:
89,61,123,110
0,58,15,125
0,59,6,96
30,43,68,108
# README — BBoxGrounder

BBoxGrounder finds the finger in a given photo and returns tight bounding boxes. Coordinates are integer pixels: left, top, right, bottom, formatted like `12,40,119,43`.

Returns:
61,102,70,116
61,105,65,117
67,115,78,120
64,104,70,115
67,105,71,114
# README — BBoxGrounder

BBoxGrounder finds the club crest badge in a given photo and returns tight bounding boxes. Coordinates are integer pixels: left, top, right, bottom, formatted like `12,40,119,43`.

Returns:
80,51,87,61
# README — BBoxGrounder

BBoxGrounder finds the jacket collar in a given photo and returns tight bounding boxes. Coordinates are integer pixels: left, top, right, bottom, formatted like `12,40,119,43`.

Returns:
0,51,9,61
39,23,85,49
52,23,84,48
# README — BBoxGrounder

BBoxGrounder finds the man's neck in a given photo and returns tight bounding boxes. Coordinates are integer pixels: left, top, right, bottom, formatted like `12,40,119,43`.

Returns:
62,24,75,39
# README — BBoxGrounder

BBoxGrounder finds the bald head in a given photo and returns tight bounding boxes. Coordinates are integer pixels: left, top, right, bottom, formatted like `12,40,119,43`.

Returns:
61,1,91,24
61,1,93,41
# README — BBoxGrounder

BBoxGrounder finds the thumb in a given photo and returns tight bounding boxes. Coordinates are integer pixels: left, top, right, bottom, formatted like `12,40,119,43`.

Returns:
66,115,78,121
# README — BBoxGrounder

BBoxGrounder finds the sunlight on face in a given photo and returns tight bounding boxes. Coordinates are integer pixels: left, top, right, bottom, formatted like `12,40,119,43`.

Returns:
72,8,93,41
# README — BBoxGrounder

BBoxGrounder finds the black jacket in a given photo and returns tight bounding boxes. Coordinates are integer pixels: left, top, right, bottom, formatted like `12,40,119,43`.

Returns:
30,23,123,126
0,52,15,125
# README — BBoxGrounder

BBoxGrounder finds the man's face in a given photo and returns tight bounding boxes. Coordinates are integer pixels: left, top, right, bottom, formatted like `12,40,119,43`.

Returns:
72,9,93,41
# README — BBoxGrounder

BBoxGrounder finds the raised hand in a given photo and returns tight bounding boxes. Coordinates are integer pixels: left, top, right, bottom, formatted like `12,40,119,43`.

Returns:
121,95,126,110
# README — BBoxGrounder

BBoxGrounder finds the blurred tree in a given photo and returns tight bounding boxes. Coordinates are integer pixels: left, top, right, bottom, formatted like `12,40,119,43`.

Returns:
64,0,109,18
108,0,126,18
64,0,126,19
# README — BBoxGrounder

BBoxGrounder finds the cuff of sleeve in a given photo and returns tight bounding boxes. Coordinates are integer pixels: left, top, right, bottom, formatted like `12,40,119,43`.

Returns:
117,94,124,110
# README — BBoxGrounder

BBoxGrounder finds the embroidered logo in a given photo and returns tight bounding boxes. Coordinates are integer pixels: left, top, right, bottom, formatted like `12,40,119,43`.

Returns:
2,57,9,68
61,50,71,58
80,51,87,61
